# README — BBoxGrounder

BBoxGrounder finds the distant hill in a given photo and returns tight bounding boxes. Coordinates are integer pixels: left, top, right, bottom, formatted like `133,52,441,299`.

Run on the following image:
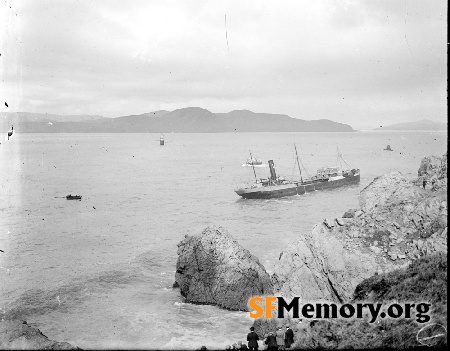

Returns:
0,112,107,123
375,119,447,131
1,107,354,133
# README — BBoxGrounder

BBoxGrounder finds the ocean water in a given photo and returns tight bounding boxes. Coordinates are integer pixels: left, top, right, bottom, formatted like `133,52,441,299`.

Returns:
0,131,447,349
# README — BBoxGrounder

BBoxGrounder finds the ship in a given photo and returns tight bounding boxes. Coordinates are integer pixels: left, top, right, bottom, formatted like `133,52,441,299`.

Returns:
235,145,360,199
243,156,264,167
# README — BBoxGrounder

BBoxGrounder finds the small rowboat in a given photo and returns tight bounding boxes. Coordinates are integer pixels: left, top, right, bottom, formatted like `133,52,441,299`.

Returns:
66,194,82,200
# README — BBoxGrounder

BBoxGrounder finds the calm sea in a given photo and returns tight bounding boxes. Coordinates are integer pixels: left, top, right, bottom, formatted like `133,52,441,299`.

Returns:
0,131,446,349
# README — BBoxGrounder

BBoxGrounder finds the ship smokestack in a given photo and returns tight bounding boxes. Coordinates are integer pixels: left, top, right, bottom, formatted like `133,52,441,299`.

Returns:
268,160,277,181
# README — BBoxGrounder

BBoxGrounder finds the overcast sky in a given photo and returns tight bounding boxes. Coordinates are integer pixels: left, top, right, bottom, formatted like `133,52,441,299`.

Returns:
1,0,447,129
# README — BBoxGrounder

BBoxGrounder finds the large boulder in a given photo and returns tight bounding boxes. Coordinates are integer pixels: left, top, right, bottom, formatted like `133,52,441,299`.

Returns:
272,170,447,303
0,320,78,350
174,226,273,311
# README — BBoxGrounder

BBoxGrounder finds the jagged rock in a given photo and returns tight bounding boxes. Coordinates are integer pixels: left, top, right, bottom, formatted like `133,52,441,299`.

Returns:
418,155,443,177
272,164,447,304
416,152,447,191
272,223,378,303
343,209,356,218
359,172,417,213
355,210,364,217
0,320,78,350
174,226,273,311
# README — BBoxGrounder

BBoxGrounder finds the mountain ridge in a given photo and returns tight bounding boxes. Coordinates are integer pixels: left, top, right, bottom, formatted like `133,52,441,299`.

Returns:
1,107,354,132
375,119,447,131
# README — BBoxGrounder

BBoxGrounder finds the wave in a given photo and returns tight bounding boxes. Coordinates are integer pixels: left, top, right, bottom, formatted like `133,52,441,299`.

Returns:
2,268,145,321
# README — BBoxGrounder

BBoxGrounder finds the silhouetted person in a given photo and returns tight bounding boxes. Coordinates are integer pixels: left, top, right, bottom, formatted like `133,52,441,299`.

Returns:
275,327,284,349
247,326,259,351
284,326,294,349
265,332,278,351
423,179,427,189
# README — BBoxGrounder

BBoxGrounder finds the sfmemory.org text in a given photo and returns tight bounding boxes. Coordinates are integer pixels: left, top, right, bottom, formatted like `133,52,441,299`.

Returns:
249,297,431,323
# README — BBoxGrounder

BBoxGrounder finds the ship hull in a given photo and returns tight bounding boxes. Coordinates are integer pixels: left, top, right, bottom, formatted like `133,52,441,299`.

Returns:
235,174,360,199
235,183,299,199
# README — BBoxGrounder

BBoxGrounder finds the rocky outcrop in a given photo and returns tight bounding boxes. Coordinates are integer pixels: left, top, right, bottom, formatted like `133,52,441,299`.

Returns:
273,167,447,303
272,220,379,302
0,320,78,350
174,226,273,311
416,152,447,191
175,155,447,313
290,254,447,350
359,171,417,212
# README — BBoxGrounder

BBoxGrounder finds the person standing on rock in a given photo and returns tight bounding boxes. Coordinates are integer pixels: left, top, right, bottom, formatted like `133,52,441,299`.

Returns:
247,326,259,351
284,326,294,349
275,327,284,349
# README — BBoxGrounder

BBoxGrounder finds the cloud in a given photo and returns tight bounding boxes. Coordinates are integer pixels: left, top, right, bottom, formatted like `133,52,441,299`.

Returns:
0,0,447,128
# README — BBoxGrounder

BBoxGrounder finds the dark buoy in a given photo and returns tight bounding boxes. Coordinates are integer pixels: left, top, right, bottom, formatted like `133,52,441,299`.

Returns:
384,144,392,151
160,134,164,146
7,125,13,140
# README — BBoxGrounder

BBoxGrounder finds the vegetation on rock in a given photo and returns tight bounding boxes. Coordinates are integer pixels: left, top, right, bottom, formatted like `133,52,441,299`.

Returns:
292,254,447,349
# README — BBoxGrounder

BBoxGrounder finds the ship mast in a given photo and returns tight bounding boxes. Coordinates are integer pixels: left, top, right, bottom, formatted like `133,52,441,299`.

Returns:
337,146,351,169
249,151,258,183
294,144,303,183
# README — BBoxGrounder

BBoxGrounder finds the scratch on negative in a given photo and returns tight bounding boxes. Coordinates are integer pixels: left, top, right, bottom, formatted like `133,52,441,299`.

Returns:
225,15,230,51
404,1,415,58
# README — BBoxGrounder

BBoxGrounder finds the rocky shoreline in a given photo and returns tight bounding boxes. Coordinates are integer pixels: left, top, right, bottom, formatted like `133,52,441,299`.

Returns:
0,320,79,349
174,152,447,347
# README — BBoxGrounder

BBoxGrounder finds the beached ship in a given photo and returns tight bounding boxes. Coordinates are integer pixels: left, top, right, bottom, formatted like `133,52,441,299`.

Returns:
235,146,360,199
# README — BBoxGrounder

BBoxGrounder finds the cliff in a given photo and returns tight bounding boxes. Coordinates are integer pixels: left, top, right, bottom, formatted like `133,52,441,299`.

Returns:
252,153,447,342
272,167,447,303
